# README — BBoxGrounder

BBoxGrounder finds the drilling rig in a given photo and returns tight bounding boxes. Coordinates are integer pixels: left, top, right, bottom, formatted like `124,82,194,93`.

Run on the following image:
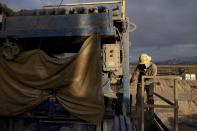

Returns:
0,0,136,131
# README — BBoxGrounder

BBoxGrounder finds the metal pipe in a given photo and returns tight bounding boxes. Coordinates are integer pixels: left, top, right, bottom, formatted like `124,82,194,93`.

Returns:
146,104,176,108
140,74,145,131
122,18,130,116
43,1,121,7
121,0,126,20
174,80,178,131
141,75,181,79
153,92,174,105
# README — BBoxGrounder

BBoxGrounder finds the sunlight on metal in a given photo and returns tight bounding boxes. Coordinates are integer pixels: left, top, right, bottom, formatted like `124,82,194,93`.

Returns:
0,15,2,22
43,1,121,7
121,0,125,20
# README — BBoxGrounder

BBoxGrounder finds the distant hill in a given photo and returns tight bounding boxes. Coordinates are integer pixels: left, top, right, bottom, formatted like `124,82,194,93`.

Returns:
156,56,197,65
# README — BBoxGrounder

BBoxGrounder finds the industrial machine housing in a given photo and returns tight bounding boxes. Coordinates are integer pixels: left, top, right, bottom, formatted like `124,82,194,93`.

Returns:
0,1,136,131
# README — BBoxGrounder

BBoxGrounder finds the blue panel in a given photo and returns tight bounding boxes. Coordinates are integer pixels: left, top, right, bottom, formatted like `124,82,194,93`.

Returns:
0,117,96,131
0,101,96,131
2,12,114,38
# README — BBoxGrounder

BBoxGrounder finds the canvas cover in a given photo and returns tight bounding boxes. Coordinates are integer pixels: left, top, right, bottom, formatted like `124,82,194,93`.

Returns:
0,35,104,123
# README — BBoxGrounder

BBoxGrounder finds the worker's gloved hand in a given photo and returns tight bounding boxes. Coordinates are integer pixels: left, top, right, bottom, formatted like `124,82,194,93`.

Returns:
130,74,135,83
130,78,134,83
155,82,160,86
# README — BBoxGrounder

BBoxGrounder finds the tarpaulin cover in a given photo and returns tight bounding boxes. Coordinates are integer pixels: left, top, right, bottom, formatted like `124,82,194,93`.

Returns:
0,36,104,123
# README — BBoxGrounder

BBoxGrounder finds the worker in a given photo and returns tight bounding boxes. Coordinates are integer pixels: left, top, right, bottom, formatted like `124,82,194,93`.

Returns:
130,53,157,109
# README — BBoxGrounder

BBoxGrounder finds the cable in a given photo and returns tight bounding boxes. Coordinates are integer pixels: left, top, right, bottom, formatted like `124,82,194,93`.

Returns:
58,0,64,8
115,27,122,41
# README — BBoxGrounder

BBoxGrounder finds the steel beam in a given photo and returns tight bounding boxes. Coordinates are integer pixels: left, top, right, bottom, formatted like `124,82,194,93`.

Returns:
122,18,130,115
1,12,114,38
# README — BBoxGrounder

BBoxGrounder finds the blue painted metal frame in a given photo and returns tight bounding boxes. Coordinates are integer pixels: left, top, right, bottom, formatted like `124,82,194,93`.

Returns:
0,117,96,131
0,12,114,38
122,19,131,114
0,100,97,131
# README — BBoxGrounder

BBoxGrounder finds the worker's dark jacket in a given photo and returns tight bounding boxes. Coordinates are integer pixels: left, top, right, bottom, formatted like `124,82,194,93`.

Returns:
135,62,157,85
135,62,157,105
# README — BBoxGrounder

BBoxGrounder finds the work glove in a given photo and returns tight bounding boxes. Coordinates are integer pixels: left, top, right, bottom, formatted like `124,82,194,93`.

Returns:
130,74,135,83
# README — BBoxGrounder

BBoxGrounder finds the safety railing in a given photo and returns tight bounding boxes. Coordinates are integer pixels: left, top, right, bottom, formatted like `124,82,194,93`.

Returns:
137,76,180,131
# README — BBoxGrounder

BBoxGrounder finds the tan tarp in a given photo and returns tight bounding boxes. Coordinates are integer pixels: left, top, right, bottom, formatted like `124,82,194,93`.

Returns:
0,35,104,123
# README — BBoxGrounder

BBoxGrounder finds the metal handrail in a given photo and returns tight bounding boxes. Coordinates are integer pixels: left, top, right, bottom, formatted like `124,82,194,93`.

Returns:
137,76,180,131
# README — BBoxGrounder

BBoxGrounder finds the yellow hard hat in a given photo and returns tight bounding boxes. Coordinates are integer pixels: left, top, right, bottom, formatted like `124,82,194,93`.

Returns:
138,53,151,65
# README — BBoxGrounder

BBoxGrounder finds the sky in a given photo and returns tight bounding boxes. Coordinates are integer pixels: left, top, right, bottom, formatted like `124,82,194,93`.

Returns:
1,0,197,62
128,0,197,62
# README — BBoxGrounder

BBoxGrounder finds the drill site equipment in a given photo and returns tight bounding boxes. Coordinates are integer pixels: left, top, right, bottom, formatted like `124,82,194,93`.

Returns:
137,76,180,131
43,0,126,20
0,0,137,131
